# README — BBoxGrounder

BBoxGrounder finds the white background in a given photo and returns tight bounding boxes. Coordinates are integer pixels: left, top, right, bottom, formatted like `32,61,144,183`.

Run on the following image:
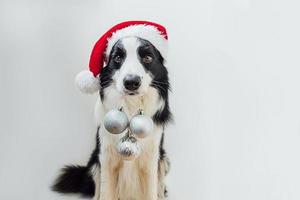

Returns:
1,0,300,199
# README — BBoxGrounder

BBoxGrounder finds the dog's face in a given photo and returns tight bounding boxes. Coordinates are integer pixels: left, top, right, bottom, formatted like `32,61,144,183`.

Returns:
99,37,171,124
100,37,168,97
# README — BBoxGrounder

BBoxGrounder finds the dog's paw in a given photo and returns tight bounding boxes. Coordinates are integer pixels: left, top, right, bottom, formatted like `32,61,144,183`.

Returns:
158,183,168,199
159,155,170,176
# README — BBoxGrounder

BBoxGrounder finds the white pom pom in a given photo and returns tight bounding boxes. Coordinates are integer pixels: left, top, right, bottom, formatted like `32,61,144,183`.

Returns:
75,70,99,94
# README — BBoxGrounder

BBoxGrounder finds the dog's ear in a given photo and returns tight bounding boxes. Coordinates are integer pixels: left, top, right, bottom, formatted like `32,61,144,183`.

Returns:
103,52,108,65
157,50,166,65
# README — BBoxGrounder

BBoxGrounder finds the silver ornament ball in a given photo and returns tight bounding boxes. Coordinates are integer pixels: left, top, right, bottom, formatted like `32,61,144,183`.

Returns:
104,108,129,134
130,114,154,138
117,135,140,160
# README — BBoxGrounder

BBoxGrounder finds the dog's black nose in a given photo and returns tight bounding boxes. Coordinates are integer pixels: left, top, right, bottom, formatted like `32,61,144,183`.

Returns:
123,75,141,91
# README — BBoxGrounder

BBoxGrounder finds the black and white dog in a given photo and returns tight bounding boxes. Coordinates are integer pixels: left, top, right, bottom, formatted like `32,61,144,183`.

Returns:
52,22,172,200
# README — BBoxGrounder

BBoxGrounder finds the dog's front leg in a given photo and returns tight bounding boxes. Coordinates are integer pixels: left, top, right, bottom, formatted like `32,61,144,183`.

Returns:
158,155,170,200
146,167,159,200
99,166,117,200
139,151,159,200
99,146,120,200
91,164,101,200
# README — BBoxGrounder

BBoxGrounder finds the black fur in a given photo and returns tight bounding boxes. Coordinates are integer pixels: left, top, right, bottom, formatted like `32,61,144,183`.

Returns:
159,131,166,160
87,127,101,168
52,127,101,197
153,104,172,126
159,131,169,198
137,38,172,125
51,165,95,197
99,41,126,100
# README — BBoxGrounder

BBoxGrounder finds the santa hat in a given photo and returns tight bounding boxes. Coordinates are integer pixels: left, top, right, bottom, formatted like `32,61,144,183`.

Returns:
75,21,168,94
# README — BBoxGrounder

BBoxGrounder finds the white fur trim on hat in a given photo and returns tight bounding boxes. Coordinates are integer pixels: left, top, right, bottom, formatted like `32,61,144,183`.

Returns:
75,70,99,94
105,25,168,59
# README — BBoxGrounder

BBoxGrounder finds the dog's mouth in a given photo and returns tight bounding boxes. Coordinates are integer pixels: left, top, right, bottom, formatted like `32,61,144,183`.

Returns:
124,90,139,96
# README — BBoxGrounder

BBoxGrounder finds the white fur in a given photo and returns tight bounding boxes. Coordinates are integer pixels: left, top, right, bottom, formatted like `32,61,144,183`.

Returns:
94,99,163,200
75,70,99,94
114,38,153,96
105,25,168,60
92,37,166,200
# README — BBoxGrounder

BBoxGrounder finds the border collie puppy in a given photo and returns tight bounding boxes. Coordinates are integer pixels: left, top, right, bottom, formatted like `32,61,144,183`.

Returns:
52,21,172,200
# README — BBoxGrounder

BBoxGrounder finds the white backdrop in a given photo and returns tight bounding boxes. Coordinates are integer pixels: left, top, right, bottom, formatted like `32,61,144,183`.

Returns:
1,0,300,199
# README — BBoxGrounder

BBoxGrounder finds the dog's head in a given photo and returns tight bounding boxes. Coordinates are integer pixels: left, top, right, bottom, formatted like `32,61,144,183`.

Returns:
99,37,171,125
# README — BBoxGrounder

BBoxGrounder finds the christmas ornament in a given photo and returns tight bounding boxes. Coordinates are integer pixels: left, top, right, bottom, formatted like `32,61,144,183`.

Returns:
75,21,168,94
103,108,129,134
117,131,140,160
104,108,154,159
130,110,154,138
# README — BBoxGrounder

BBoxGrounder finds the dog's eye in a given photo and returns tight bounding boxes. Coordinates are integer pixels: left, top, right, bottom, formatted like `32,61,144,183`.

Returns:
114,55,122,63
142,55,153,64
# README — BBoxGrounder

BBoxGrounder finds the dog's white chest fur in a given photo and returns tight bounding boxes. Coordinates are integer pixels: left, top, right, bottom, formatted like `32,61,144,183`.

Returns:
116,132,161,200
94,93,163,200
98,125,162,200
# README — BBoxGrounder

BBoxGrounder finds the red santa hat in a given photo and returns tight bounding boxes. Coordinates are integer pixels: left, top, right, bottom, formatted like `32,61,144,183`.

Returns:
75,21,168,94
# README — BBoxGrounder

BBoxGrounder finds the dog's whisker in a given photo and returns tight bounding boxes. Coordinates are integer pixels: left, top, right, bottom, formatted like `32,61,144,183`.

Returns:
152,81,172,91
152,80,172,91
152,80,169,86
151,83,167,92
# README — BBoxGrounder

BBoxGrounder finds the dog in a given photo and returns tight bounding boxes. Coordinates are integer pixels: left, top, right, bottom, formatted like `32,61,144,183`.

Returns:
52,22,172,200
